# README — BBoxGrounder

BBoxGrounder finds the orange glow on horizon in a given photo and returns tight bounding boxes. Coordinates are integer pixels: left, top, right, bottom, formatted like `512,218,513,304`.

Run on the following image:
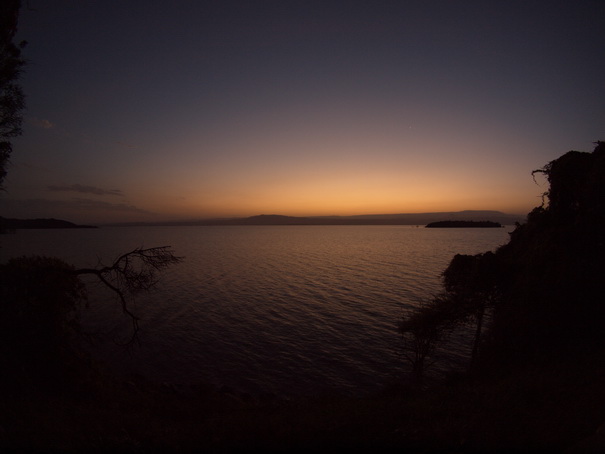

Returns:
127,130,543,222
145,179,537,220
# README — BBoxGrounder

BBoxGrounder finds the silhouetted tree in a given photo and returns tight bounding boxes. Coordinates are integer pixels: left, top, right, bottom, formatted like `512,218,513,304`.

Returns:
0,0,25,189
401,141,605,378
398,295,457,383
486,141,605,362
441,252,501,367
0,246,182,388
74,246,183,345
0,255,86,386
399,251,502,380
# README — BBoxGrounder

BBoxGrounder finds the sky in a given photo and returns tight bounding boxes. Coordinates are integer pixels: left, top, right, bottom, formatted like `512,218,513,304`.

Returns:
1,0,604,224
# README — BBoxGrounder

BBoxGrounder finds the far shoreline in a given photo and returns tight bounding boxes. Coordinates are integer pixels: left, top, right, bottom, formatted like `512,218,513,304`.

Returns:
425,220,503,228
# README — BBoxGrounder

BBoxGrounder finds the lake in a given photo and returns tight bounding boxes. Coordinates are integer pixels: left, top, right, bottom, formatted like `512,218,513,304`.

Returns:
0,225,512,397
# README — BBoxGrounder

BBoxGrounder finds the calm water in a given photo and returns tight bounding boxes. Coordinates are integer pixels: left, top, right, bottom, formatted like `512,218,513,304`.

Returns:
1,225,512,396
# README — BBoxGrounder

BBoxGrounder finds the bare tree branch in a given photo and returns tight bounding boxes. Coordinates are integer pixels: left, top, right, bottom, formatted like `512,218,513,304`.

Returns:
74,246,183,346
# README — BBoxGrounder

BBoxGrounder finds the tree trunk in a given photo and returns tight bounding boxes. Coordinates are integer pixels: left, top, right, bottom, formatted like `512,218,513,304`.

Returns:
470,304,485,368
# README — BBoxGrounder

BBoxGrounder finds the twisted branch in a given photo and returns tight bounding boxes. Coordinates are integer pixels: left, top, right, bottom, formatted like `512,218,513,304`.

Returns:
74,246,183,345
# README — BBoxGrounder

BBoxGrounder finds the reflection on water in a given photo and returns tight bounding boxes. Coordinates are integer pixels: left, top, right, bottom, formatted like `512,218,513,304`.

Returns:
1,225,511,396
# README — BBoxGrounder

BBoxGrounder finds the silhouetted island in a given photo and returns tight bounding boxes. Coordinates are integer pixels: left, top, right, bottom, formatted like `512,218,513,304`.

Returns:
425,220,503,228
0,217,97,230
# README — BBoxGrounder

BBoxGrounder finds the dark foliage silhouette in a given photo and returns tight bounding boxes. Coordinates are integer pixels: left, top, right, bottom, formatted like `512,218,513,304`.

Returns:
487,141,605,365
399,251,502,379
400,141,605,379
0,256,86,387
0,0,25,189
441,251,501,367
0,246,182,390
398,295,453,383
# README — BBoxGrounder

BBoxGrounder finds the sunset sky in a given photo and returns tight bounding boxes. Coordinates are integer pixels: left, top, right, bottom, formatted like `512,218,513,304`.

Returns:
1,0,604,224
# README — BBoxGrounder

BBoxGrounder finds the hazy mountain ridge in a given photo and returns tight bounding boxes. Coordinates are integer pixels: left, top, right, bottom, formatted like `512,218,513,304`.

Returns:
106,210,524,227
425,220,503,228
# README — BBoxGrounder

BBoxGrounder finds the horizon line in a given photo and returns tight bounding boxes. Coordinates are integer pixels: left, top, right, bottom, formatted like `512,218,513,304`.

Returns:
98,209,525,226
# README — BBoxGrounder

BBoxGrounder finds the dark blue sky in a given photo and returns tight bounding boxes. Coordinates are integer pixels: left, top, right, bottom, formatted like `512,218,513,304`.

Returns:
2,0,604,223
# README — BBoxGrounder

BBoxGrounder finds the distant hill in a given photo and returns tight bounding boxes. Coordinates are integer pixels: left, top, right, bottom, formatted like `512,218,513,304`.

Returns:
425,220,503,228
0,217,97,230
107,210,524,227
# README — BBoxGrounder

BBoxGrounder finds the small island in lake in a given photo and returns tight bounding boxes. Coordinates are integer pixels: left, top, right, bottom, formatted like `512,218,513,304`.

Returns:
425,220,503,228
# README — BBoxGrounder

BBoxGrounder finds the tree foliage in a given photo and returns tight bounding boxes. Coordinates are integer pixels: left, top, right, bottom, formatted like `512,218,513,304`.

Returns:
400,141,605,379
0,0,25,189
488,141,605,360
398,295,457,383
0,255,86,386
0,246,182,388
399,252,501,380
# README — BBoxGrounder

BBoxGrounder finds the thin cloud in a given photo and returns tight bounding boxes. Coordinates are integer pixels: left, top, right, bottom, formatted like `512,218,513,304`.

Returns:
47,184,124,197
30,117,55,129
116,141,138,149
69,198,152,213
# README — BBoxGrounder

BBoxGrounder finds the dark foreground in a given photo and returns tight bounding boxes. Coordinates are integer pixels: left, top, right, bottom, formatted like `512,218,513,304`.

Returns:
2,350,605,453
